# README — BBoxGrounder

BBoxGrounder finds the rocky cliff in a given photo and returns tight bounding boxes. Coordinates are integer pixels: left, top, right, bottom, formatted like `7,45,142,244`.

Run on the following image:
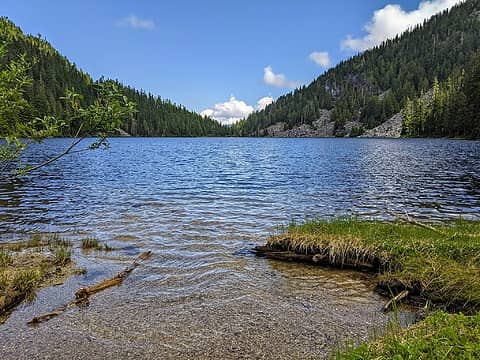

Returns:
360,112,404,138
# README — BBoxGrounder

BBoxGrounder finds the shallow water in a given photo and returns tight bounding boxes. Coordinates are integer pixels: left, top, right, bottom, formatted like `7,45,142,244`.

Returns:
1,138,479,358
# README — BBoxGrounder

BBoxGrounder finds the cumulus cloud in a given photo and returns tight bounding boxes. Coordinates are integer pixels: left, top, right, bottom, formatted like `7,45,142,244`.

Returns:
263,66,299,88
309,51,331,68
201,96,275,125
342,0,464,51
117,15,155,30
201,97,253,125
256,96,274,111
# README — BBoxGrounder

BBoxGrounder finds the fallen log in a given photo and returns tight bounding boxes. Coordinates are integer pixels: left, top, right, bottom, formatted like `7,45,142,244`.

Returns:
253,246,376,272
254,246,315,262
383,290,409,312
75,264,137,301
28,251,152,325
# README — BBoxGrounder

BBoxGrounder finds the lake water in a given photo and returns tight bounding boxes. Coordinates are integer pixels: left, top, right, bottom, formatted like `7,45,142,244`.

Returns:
1,138,479,359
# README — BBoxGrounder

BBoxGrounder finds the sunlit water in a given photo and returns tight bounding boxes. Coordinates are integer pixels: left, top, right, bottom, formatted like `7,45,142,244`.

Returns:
0,138,479,359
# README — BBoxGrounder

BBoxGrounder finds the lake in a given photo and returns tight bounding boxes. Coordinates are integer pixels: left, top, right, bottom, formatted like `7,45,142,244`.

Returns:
0,138,479,358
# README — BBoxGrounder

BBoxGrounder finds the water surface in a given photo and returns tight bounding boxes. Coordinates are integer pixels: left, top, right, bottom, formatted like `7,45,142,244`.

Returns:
0,138,479,359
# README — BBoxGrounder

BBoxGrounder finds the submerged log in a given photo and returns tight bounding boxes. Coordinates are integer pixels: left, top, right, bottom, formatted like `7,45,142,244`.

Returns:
253,246,376,272
75,261,138,301
28,251,152,325
253,246,315,262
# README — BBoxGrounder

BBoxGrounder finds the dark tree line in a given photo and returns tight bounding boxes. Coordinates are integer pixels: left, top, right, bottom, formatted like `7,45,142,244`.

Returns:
238,0,480,137
116,82,231,137
0,17,230,137
404,53,480,138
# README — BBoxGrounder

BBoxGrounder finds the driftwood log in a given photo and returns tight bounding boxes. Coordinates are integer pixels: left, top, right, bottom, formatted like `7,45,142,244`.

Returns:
28,251,152,325
253,246,376,272
383,290,409,312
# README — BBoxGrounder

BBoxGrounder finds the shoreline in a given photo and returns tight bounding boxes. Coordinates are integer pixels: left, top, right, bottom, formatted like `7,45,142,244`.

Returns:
253,218,480,358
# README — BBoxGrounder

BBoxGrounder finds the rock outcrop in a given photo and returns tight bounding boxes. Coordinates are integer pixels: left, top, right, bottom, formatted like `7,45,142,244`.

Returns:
361,112,404,138
263,110,336,138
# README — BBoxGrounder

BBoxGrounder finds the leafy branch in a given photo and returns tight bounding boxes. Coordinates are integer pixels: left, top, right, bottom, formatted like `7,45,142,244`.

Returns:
0,41,136,180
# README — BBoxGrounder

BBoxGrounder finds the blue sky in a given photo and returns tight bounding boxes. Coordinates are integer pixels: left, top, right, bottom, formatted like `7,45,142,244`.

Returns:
0,0,462,123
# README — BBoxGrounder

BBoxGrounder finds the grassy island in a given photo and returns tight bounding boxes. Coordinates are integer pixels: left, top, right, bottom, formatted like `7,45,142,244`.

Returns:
255,218,480,359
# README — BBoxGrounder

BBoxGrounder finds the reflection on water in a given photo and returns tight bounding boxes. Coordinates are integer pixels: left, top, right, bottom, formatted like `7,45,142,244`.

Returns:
0,138,479,358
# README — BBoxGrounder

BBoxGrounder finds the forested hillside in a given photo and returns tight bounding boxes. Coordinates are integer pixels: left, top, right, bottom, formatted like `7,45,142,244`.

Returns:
238,0,480,138
0,17,229,137
403,52,480,138
117,82,230,136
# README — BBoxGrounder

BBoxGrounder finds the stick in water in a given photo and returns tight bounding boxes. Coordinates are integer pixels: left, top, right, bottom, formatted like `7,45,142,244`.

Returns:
28,251,152,325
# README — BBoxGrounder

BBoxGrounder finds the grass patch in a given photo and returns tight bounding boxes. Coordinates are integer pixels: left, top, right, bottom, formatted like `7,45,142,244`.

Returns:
263,218,480,359
266,218,480,312
2,233,72,252
81,237,113,252
0,234,76,324
54,247,71,265
0,250,12,267
336,311,480,359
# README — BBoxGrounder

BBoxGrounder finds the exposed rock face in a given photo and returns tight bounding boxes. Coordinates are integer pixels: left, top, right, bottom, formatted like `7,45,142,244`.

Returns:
264,109,403,138
361,112,404,138
259,88,443,139
264,110,336,138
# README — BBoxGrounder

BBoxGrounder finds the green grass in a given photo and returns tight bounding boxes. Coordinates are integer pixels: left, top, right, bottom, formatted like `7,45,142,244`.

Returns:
0,234,75,323
81,237,113,251
81,237,100,249
0,250,12,268
336,311,480,359
265,218,480,359
267,218,480,312
54,247,71,265
2,233,72,252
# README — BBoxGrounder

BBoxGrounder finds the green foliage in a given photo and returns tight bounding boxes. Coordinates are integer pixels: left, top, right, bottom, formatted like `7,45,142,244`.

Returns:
0,16,229,139
238,0,480,137
0,39,59,166
349,127,364,137
117,81,231,137
403,95,428,137
0,45,31,138
0,28,137,177
403,53,480,139
336,311,480,359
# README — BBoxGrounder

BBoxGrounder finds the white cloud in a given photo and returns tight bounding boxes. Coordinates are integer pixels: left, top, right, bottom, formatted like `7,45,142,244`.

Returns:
201,96,275,125
256,96,274,111
309,51,331,68
201,96,253,125
117,15,155,30
263,66,299,88
342,0,464,51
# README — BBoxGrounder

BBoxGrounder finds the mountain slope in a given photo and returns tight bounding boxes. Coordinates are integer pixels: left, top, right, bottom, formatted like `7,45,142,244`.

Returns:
238,0,480,137
0,17,229,137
